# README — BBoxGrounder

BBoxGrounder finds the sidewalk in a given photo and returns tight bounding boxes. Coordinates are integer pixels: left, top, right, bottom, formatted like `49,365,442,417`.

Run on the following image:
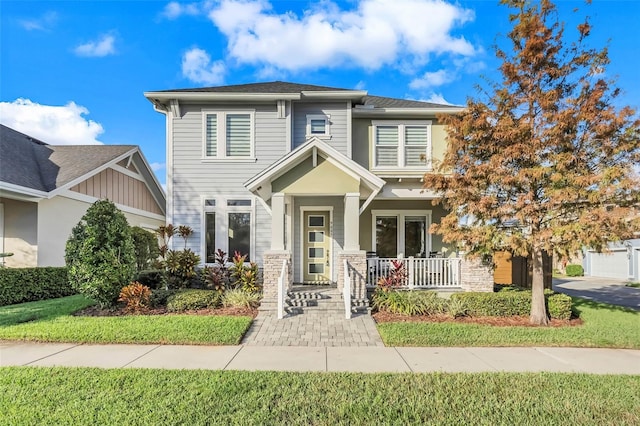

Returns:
2,341,639,374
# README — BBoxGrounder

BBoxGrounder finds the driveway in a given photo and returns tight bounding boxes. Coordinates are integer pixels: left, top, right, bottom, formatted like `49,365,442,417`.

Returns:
553,276,640,310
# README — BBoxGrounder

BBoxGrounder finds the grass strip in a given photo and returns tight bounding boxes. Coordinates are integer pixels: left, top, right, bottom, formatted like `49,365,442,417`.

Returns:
1,367,638,425
377,298,640,348
0,295,252,345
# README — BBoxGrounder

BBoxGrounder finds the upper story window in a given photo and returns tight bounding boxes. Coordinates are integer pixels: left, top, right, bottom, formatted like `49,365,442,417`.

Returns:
203,110,255,159
306,114,331,138
372,121,432,170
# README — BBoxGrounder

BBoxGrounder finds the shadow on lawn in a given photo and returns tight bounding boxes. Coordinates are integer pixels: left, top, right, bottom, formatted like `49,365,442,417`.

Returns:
571,297,639,317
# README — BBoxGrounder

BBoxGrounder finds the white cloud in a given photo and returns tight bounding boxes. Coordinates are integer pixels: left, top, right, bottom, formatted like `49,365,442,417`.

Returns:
205,0,475,72
161,1,202,19
0,99,104,145
409,69,455,89
420,93,455,105
74,34,116,57
150,162,166,172
181,47,226,84
19,11,58,31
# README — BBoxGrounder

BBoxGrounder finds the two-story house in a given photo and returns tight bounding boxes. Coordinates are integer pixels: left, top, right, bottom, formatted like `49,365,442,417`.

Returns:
145,81,493,314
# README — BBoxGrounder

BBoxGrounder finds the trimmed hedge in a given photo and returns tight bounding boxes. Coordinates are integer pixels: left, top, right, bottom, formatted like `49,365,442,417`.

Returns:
451,290,572,319
166,289,221,312
565,264,584,277
0,267,73,306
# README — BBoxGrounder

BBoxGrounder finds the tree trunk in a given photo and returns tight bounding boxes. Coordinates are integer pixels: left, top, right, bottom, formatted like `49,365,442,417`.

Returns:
530,246,549,325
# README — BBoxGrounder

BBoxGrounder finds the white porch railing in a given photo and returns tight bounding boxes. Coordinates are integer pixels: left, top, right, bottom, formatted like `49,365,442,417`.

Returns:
366,257,462,288
343,259,352,320
276,259,288,320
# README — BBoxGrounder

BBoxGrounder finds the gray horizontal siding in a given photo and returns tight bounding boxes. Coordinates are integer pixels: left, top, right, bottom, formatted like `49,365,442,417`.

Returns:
170,102,286,263
292,101,349,155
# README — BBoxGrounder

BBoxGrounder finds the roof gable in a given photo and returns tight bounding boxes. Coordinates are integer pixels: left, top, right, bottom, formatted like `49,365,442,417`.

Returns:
245,137,385,203
0,125,165,214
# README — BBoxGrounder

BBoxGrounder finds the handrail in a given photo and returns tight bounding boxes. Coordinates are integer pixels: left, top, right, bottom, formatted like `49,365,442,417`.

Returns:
276,259,287,320
343,259,352,319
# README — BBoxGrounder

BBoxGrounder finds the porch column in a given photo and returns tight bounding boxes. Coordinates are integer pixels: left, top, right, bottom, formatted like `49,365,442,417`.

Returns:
344,192,360,251
271,192,285,250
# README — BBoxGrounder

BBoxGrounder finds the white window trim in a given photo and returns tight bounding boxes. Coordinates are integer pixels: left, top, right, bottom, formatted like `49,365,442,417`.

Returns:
371,210,432,258
372,120,432,171
306,114,331,138
201,196,256,265
202,110,256,160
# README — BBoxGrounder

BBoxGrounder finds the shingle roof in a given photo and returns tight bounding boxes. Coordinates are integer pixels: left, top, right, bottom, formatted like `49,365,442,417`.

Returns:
361,95,460,109
152,81,458,108
0,124,135,193
155,81,352,93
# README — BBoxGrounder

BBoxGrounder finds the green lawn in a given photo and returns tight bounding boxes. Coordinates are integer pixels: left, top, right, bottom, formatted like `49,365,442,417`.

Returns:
1,367,638,425
377,298,640,348
0,295,252,345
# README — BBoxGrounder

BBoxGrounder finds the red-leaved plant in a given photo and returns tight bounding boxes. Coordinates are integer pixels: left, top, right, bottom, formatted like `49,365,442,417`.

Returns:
377,260,408,291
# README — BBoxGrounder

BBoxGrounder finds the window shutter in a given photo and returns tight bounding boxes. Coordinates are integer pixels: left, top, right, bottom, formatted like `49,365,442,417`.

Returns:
226,114,251,157
205,114,217,156
404,126,428,166
375,126,399,167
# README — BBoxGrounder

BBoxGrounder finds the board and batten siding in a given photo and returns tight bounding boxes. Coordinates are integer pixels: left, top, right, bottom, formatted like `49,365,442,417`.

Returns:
70,168,163,216
292,101,349,155
170,102,288,264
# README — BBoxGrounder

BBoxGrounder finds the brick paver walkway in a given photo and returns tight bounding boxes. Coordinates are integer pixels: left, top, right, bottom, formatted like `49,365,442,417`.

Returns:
242,311,384,347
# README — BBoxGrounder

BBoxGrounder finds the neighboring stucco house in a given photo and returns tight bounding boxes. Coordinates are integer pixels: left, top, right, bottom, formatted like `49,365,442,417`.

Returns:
0,124,166,267
145,81,493,313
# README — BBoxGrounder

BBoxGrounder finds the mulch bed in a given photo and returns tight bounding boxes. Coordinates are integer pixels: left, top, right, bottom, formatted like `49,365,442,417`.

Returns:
74,305,258,318
372,311,583,327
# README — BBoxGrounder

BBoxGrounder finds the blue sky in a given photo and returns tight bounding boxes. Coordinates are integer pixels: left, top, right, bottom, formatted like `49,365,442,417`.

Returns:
2,0,639,187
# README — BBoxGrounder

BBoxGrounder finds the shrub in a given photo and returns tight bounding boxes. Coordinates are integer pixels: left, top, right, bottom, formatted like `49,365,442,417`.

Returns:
450,291,572,319
118,282,152,313
376,260,408,291
372,290,446,316
565,264,584,277
166,289,220,312
135,269,166,290
131,227,160,272
65,200,136,308
222,289,261,309
548,293,573,320
446,297,468,318
149,289,175,308
230,251,260,293
164,249,200,289
0,267,72,306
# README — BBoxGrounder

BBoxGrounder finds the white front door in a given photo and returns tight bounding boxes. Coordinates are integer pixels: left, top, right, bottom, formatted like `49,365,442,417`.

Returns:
303,211,331,283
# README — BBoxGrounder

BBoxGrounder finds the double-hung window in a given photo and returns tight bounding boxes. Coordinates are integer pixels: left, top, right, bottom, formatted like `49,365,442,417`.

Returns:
372,121,432,170
203,197,254,263
203,111,255,159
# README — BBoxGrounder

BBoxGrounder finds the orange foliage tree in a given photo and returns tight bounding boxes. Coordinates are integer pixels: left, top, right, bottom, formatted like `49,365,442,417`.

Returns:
425,0,640,325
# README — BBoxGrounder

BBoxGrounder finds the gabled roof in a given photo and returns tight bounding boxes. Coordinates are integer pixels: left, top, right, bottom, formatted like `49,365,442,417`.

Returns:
0,125,165,212
245,137,385,212
0,125,135,192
